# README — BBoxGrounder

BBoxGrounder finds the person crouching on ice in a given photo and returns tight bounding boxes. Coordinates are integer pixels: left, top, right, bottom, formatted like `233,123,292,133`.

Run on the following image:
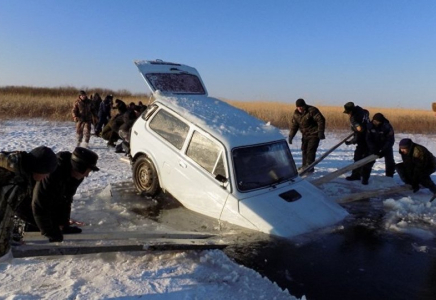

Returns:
395,138,436,195
0,146,58,255
32,147,99,242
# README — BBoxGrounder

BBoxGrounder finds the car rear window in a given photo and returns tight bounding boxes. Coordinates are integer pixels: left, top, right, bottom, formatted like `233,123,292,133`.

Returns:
145,73,206,94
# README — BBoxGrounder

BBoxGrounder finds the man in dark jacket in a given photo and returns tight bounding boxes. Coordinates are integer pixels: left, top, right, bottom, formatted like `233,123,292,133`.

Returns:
396,138,436,194
101,99,128,147
90,93,102,130
95,94,113,136
32,147,99,242
72,90,93,148
366,113,395,178
343,102,372,184
0,146,57,255
288,98,326,172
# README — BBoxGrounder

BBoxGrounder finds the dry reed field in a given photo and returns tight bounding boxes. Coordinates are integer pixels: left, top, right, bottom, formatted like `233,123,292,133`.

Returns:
0,86,434,134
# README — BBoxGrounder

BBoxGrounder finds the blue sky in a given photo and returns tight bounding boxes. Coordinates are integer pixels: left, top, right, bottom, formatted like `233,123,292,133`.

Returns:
1,0,435,109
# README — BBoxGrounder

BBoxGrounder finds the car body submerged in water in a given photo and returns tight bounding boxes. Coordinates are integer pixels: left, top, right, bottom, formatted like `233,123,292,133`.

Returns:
129,59,348,238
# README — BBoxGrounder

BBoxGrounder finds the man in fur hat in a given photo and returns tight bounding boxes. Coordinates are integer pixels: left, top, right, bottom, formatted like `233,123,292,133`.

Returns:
32,147,99,242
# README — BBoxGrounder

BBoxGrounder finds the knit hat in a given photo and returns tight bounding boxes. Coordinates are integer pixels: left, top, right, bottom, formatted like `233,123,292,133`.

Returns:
79,90,86,96
399,138,412,149
343,102,355,114
295,99,306,107
372,113,385,123
29,146,58,174
71,147,99,172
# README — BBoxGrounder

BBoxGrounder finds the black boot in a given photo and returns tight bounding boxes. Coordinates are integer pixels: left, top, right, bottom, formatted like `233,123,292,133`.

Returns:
62,226,82,234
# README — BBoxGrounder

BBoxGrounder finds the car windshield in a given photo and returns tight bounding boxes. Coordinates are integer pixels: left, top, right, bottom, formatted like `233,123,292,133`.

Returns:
145,73,206,94
232,141,298,192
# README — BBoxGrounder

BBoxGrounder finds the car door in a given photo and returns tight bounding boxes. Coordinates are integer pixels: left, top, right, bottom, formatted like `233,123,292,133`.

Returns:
170,129,230,219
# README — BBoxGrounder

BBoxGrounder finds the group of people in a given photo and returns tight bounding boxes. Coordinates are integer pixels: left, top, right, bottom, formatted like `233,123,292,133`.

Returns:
289,98,436,194
0,145,99,255
72,90,146,152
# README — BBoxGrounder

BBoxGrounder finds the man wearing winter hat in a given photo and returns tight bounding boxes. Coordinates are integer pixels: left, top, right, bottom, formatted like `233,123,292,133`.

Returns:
396,138,436,194
72,90,93,148
365,113,396,180
0,146,57,256
288,98,326,173
343,102,372,184
32,147,99,242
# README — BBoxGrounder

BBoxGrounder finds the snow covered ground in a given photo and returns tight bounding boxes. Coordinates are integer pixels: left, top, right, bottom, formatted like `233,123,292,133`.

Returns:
1,119,436,299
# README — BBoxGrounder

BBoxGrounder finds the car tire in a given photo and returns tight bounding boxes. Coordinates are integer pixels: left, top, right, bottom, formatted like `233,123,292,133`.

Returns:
133,156,160,197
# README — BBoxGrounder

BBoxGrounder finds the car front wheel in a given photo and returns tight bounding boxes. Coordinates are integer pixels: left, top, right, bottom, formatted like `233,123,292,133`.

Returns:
133,156,160,197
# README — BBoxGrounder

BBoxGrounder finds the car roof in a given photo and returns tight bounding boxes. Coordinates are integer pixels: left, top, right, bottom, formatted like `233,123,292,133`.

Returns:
153,92,285,149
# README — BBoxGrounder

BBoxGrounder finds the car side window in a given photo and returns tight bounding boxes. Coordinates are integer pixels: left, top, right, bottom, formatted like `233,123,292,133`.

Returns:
149,109,189,150
186,131,227,177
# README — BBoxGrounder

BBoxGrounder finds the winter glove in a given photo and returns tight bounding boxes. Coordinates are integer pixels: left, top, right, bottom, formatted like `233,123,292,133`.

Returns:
46,232,63,243
345,141,352,146
377,150,384,158
288,136,293,144
62,225,82,234
318,132,325,140
411,183,420,193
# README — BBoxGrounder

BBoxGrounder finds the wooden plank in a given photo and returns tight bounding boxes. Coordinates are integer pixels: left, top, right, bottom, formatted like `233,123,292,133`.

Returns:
299,132,354,176
336,185,411,204
310,154,378,186
11,238,228,258
23,231,216,243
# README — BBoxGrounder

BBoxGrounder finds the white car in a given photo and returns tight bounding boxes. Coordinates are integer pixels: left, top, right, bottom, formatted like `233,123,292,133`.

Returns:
130,59,348,238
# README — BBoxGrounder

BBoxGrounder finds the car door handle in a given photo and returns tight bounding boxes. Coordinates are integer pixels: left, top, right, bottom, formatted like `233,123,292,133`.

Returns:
179,161,187,168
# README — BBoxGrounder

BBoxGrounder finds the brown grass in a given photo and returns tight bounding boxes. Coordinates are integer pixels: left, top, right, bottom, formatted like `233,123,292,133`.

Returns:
226,100,436,134
0,86,434,133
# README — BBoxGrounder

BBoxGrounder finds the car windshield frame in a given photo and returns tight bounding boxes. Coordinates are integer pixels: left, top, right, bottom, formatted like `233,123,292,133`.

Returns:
145,73,206,95
232,140,298,192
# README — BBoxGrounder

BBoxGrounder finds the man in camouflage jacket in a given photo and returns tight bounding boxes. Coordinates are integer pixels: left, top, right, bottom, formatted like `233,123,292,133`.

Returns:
72,90,93,147
288,98,325,172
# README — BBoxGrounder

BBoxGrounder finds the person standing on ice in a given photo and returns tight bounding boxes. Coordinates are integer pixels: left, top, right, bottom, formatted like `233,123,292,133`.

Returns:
0,146,57,255
343,102,372,185
72,90,93,148
396,138,436,194
90,92,102,131
95,94,113,137
288,98,326,173
365,112,396,178
31,147,99,243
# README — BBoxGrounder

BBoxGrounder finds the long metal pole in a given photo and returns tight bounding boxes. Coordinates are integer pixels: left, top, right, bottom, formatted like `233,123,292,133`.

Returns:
299,132,354,176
